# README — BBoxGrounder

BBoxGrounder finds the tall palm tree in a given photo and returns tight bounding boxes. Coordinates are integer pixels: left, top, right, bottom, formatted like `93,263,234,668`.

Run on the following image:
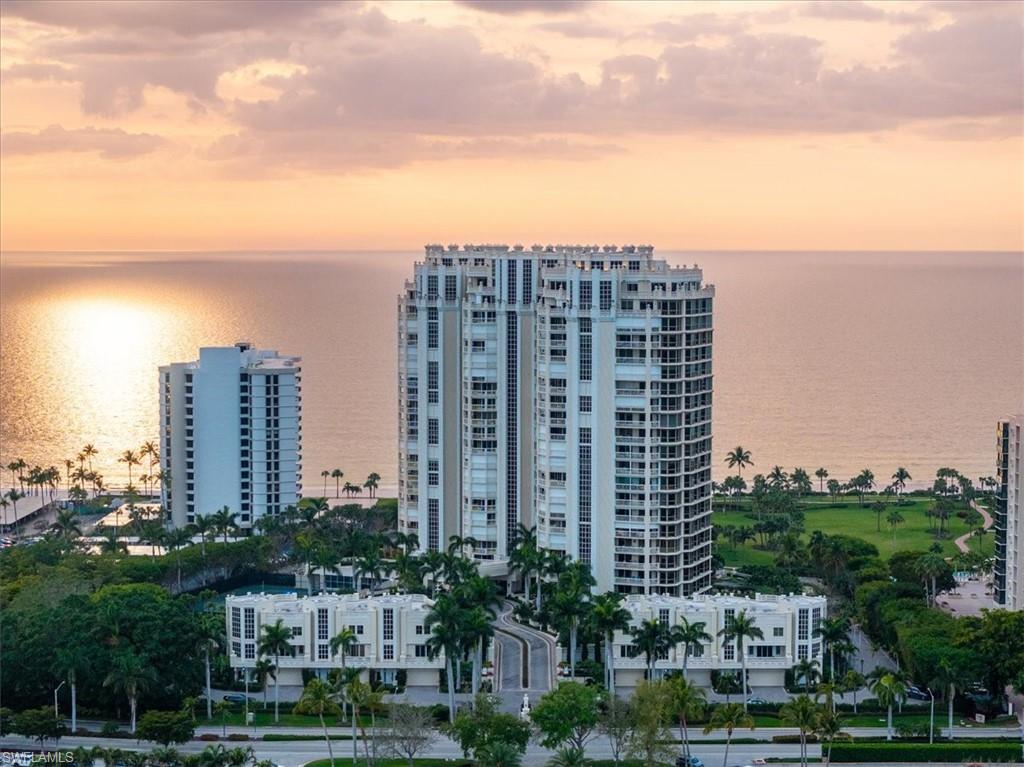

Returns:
668,674,706,760
718,609,764,711
298,678,340,767
549,562,595,679
321,469,330,496
195,606,224,720
118,449,141,490
103,650,156,733
140,441,159,495
364,472,381,498
508,523,540,602
163,527,193,592
812,617,850,683
211,506,238,545
259,619,294,723
629,618,672,680
702,702,754,767
725,447,754,476
815,467,829,493
930,658,972,741
52,643,89,734
455,575,502,696
767,466,789,490
870,672,907,741
816,707,846,767
330,627,358,670
0,497,8,532
425,594,464,722
780,694,820,767
591,592,631,696
891,467,911,497
886,508,905,544
6,489,24,536
254,658,275,708
330,469,344,498
673,617,712,682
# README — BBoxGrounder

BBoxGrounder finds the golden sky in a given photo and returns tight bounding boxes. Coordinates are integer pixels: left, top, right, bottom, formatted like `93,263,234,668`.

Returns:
1,0,1022,252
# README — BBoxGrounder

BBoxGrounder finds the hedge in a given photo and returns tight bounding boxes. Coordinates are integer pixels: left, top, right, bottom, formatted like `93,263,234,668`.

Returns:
830,741,1022,763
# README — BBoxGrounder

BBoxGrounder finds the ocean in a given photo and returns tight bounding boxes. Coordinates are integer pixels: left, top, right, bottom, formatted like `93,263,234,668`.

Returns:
1,250,1020,493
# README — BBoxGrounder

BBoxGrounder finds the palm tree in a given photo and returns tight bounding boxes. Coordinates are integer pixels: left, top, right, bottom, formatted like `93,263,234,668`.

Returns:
192,515,215,564
195,606,223,721
6,489,24,536
915,552,949,606
508,523,540,602
321,469,330,496
840,669,866,714
930,658,971,741
891,467,911,498
549,562,594,679
0,497,8,532
767,465,789,490
455,575,502,696
718,609,764,711
103,650,156,733
298,678,339,767
812,617,849,683
163,527,193,591
364,472,381,498
725,447,754,476
780,694,819,767
629,618,671,680
591,592,631,696
425,594,464,722
886,508,905,544
52,644,89,734
118,449,141,490
703,702,754,767
330,469,343,498
815,468,829,493
140,441,159,494
211,506,238,545
816,707,846,767
794,658,820,693
870,672,907,741
668,674,706,760
258,619,293,723
98,528,127,556
673,617,712,682
791,468,812,497
252,658,275,708
50,508,83,543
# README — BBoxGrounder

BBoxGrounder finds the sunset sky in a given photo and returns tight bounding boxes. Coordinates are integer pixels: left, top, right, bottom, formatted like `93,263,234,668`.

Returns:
1,0,1021,252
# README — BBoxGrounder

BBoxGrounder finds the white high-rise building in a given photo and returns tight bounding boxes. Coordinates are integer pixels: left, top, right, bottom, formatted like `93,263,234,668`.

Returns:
159,342,302,531
398,244,714,595
995,412,1022,609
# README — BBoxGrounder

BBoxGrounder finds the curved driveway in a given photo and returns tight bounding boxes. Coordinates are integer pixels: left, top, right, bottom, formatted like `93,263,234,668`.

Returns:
493,601,557,693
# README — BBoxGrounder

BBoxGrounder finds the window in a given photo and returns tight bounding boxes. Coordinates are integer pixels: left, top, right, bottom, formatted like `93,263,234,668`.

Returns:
383,645,394,660
318,644,330,660
798,609,809,641
245,644,256,659
580,396,592,412
428,418,439,445
291,626,303,637
428,460,439,486
445,275,457,301
415,644,428,658
232,641,242,657
427,275,438,298
723,644,735,661
350,624,364,635
773,626,784,637
383,609,394,641
428,322,438,349
415,624,425,635
318,608,329,641
244,608,255,640
658,608,670,626
428,499,440,551
599,281,612,311
231,607,241,639
579,281,592,309
427,362,439,404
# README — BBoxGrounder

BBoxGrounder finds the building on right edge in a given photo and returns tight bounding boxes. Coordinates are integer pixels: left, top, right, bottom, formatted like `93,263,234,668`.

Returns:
994,412,1022,609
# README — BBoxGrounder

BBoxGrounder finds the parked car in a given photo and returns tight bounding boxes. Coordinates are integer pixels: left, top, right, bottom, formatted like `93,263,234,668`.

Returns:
746,696,769,706
907,686,930,701
222,693,251,704
676,756,705,767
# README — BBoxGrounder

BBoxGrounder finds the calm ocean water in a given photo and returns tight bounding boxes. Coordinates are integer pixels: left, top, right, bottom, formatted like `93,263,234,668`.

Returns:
1,251,1020,493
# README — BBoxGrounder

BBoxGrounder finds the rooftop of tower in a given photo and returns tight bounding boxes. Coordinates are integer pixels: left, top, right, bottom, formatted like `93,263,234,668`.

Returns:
424,243,655,256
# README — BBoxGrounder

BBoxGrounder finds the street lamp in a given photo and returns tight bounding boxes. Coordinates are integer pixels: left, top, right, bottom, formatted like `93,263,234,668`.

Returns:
54,680,66,720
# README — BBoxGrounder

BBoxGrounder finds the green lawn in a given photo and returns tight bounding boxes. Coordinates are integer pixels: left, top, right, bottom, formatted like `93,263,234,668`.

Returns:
306,761,469,767
715,497,991,565
219,710,380,727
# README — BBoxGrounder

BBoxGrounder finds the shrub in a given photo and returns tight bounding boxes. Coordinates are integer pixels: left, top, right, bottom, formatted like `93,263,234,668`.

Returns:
100,721,122,737
226,733,250,741
197,733,220,741
830,741,1021,763
772,734,819,744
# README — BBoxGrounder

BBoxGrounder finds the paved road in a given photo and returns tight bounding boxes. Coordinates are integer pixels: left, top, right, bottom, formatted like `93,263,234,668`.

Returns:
493,601,557,697
0,733,809,767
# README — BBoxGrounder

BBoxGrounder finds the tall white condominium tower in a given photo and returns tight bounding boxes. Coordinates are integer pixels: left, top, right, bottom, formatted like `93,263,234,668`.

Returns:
994,412,1022,609
398,244,714,595
160,342,302,531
